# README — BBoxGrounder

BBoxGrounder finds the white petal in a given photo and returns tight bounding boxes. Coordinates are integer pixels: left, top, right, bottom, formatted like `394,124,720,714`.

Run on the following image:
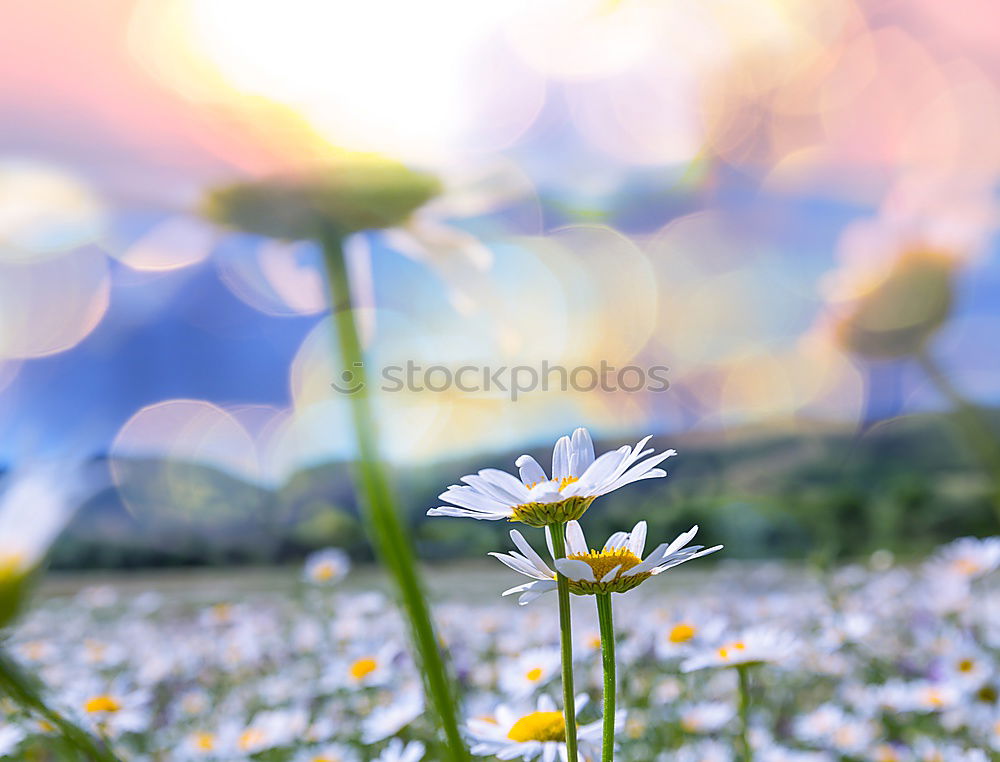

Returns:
627,521,647,557
510,530,555,576
565,521,587,556
552,435,572,480
603,532,629,551
554,559,596,582
515,455,548,486
569,428,595,476
622,543,670,576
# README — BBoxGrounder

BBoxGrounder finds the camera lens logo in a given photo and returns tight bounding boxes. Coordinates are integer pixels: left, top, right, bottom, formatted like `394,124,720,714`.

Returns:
330,362,366,395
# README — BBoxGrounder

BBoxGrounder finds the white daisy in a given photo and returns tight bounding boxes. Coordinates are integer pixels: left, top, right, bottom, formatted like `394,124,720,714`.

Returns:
468,694,604,761
428,428,676,527
681,627,799,672
929,536,1000,580
498,647,562,698
492,521,721,604
303,548,351,585
375,739,425,762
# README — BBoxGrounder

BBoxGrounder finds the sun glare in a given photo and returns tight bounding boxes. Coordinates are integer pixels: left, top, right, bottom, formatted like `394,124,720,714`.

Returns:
179,0,516,163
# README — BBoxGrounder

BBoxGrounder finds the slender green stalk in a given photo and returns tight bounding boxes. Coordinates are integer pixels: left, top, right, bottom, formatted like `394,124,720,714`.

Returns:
916,348,1000,523
596,593,616,762
0,648,118,761
321,234,468,761
547,524,579,762
736,665,753,762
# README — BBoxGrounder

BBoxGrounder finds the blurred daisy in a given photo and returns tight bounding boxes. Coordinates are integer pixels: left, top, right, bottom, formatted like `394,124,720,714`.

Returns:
679,702,734,734
361,686,424,744
498,647,562,698
375,739,425,762
468,693,604,761
429,428,675,527
492,521,720,605
929,537,1000,580
303,548,351,585
0,467,84,626
681,628,799,672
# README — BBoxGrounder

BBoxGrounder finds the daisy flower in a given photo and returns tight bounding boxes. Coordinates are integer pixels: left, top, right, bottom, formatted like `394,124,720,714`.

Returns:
303,548,351,585
498,647,562,698
428,428,676,527
468,694,604,761
681,627,799,672
492,521,721,604
375,739,425,762
928,536,1000,580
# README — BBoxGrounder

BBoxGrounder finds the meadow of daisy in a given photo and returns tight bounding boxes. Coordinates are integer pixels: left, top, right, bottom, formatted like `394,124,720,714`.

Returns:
3,534,998,762
3,1,1000,761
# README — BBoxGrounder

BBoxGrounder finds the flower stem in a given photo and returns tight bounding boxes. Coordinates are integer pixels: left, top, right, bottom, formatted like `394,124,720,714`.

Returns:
596,593,616,762
0,648,118,761
547,523,579,762
736,665,753,762
321,234,467,761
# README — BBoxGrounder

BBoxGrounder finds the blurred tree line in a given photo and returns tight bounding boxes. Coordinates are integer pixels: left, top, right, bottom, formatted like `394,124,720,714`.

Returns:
44,410,999,571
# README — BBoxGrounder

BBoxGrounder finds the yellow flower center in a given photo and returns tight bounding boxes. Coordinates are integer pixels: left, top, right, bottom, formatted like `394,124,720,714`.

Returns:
507,711,566,743
0,552,26,581
717,642,746,661
587,634,602,650
350,657,378,680
953,559,980,575
312,562,336,581
525,667,544,682
957,659,975,673
669,623,697,643
566,547,643,582
925,689,944,707
192,732,215,751
239,728,266,750
84,695,121,714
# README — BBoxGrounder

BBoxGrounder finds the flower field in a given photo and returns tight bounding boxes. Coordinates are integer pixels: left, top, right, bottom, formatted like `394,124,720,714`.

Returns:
3,537,997,762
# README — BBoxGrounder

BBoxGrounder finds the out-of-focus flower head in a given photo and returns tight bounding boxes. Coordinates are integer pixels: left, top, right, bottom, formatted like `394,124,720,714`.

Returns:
0,465,91,628
303,548,351,585
202,155,442,239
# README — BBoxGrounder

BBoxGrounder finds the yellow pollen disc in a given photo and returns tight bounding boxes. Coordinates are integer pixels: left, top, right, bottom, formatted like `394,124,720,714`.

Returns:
312,757,337,762
558,476,579,489
525,667,544,682
0,551,26,581
84,695,121,714
192,732,215,751
350,657,378,680
925,689,944,707
669,623,697,643
957,659,974,673
566,547,643,582
312,563,335,581
507,711,566,743
37,720,55,733
953,559,980,575
239,729,265,750
718,642,745,661
588,635,602,650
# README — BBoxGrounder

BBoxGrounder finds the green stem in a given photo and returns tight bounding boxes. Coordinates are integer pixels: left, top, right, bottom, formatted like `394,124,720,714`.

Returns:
321,234,467,761
916,348,1000,523
547,524,579,762
0,648,118,761
596,593,616,762
736,665,753,762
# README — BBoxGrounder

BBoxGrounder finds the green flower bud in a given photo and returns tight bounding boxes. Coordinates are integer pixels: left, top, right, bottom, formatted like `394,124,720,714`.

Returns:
202,157,442,240
835,248,955,359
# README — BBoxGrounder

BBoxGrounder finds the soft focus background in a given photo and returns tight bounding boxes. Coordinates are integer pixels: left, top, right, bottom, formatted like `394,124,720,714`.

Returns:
2,0,999,571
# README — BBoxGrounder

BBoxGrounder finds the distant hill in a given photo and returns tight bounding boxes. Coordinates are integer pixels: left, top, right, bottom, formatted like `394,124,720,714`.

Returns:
49,410,1000,569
